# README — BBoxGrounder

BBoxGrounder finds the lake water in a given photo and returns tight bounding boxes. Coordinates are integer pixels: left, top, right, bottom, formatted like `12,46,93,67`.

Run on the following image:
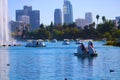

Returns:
0,41,120,80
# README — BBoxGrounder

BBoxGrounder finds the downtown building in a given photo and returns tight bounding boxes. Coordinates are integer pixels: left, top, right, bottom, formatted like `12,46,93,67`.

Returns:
16,5,40,31
54,9,62,25
85,12,93,25
75,12,93,29
75,18,87,29
63,0,73,24
115,16,120,27
116,16,120,21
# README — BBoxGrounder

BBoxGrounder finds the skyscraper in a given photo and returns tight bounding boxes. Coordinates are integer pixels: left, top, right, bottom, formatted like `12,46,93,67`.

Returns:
20,15,30,24
16,5,40,31
116,16,120,21
63,0,73,24
85,12,93,25
115,16,120,27
30,11,40,30
75,18,87,29
54,9,62,25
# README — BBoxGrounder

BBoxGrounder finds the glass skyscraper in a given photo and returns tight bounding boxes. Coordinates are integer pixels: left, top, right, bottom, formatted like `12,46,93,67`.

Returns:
63,0,73,24
16,6,40,31
54,9,62,25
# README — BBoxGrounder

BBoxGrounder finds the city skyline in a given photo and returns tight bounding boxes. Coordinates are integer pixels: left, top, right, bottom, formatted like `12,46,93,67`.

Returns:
8,0,120,25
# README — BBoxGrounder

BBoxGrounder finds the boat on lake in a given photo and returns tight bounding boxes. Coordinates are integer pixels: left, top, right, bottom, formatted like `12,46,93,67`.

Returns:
76,39,81,44
63,39,70,45
75,41,98,57
25,39,46,47
51,39,57,43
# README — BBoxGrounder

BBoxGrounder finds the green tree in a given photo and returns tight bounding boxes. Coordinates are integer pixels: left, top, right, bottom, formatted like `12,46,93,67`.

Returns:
89,22,96,30
97,20,115,35
102,16,106,23
96,14,100,25
103,32,111,40
39,23,45,29
112,30,120,38
53,29,64,40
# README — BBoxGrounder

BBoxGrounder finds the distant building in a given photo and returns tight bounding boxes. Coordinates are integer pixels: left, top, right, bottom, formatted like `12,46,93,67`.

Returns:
75,18,87,29
116,16,120,21
30,11,40,30
63,0,73,24
111,20,118,28
20,15,30,24
115,16,120,27
16,5,40,31
10,20,30,33
85,12,93,25
10,21,18,32
10,21,23,32
54,9,62,25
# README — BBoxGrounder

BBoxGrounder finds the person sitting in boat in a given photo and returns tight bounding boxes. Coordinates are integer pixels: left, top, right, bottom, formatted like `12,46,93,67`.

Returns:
32,40,37,47
88,41,96,54
77,43,87,54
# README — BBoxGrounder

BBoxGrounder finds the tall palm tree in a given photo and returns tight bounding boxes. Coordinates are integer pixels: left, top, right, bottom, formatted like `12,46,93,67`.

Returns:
96,15,100,25
102,16,106,23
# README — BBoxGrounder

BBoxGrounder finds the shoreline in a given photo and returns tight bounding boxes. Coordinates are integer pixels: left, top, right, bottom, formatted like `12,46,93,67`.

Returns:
105,41,120,47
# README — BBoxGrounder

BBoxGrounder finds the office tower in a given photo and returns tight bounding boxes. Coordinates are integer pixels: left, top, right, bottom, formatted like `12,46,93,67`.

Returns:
10,21,23,32
16,5,40,31
115,16,120,27
54,9,62,25
30,11,40,30
63,0,73,24
116,16,120,21
20,15,30,24
16,6,32,21
75,18,87,29
85,12,93,25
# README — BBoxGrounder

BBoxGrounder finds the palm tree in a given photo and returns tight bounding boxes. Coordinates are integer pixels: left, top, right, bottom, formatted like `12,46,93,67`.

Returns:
102,16,106,23
96,15,100,25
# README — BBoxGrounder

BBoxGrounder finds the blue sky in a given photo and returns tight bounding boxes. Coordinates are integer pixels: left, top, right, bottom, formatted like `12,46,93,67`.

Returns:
8,0,120,25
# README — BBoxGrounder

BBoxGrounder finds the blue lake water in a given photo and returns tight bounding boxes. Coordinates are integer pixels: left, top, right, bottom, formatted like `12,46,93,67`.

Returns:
0,41,120,80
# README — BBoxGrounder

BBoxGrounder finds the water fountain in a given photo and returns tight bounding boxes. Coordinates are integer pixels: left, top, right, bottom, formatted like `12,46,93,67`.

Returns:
0,0,10,46
0,0,21,46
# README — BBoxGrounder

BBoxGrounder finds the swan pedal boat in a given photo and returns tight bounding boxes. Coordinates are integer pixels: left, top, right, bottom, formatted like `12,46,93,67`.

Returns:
25,40,46,47
74,53,98,57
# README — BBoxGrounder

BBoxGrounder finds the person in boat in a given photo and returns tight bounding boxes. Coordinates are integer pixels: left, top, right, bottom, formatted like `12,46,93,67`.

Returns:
32,40,37,47
77,43,87,54
88,41,96,54
36,41,39,46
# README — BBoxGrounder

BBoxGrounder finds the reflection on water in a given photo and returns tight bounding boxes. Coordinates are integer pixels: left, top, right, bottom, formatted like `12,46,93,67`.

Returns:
63,54,74,80
77,57,95,66
9,53,41,80
0,47,9,80
76,57,96,80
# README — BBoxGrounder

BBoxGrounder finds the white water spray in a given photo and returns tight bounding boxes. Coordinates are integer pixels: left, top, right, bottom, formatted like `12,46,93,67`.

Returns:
0,0,11,45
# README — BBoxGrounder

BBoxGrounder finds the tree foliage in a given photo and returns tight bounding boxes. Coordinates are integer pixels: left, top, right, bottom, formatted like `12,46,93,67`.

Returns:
14,16,120,41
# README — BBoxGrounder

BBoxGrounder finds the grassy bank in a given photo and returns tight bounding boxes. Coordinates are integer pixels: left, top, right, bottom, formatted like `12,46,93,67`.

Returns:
105,41,120,47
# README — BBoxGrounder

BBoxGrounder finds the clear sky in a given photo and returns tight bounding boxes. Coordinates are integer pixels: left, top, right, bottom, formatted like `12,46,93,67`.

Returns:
8,0,120,25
